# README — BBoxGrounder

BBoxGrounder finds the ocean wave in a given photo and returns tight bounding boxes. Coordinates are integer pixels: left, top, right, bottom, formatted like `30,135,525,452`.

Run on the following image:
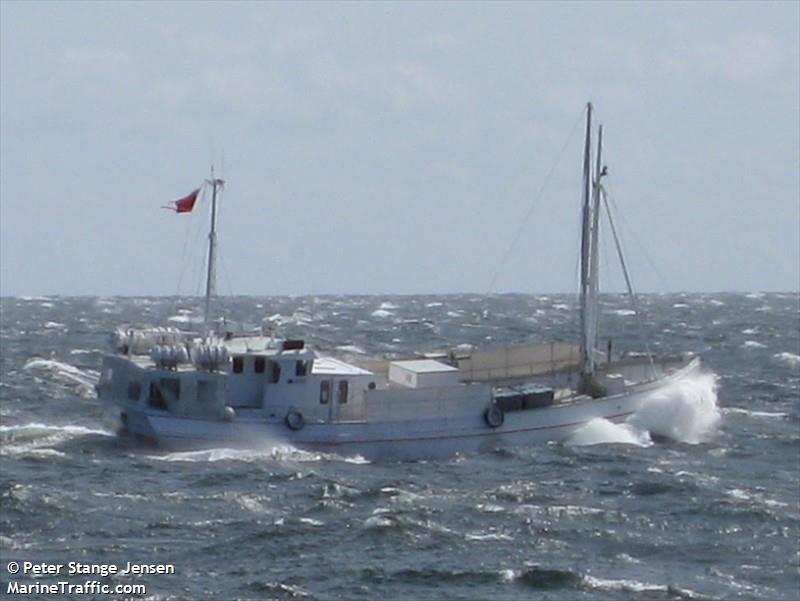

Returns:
151,445,369,465
23,358,99,393
629,371,721,444
723,408,789,419
773,352,800,368
0,422,112,458
567,418,652,447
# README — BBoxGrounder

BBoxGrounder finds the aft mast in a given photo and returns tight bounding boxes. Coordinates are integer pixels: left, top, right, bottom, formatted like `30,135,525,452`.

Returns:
204,169,224,329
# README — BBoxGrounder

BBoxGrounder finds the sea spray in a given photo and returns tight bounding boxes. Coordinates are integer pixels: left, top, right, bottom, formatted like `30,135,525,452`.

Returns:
567,418,652,447
628,371,720,444
566,371,721,447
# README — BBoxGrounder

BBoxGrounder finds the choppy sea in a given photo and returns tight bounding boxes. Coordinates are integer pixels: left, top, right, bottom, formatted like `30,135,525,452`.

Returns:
1,292,798,600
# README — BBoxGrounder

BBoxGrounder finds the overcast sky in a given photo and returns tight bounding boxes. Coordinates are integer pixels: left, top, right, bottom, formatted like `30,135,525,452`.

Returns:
1,1,798,296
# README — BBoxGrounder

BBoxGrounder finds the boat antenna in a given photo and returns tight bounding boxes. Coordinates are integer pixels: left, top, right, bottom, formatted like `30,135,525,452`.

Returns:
204,166,224,330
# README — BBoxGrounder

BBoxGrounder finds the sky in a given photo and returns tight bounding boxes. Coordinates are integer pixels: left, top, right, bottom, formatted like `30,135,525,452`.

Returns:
1,1,798,296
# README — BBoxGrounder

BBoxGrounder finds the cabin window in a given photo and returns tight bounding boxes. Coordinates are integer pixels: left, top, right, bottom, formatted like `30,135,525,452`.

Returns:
149,383,166,409
232,356,244,374
295,360,309,377
254,357,266,374
368,381,376,390
127,381,141,401
320,380,330,404
160,377,180,400
148,378,178,410
337,380,349,404
270,362,281,384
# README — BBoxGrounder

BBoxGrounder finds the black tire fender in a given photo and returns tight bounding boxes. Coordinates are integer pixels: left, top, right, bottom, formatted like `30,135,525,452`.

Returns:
285,409,305,431
484,404,504,428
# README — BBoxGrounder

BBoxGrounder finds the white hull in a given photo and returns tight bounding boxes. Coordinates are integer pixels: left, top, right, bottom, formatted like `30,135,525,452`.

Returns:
99,104,700,462
113,358,699,461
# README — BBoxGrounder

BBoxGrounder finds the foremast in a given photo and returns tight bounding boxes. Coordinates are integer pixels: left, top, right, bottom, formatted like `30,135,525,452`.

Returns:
579,103,606,396
204,171,224,329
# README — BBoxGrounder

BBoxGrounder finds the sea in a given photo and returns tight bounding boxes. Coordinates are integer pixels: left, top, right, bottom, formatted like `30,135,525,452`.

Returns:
1,292,798,600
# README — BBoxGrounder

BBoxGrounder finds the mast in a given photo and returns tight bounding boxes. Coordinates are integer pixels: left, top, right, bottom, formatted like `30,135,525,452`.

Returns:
204,169,224,329
579,103,594,386
588,123,603,370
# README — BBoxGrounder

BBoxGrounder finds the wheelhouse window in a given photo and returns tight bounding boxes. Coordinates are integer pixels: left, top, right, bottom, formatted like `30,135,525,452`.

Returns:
149,378,179,410
337,380,348,404
295,360,309,377
232,356,244,374
270,362,281,384
254,357,266,374
320,380,330,404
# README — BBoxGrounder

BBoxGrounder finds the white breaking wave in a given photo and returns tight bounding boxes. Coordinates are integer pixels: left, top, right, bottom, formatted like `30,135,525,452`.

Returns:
336,344,366,355
23,358,99,389
773,352,800,369
583,575,702,598
724,408,789,419
568,371,720,447
153,445,369,465
0,422,112,457
567,418,652,447
741,340,767,349
629,371,720,444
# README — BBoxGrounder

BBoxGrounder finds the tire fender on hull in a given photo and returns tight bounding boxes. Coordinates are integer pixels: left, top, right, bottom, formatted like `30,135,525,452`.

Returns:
484,404,504,428
285,409,305,431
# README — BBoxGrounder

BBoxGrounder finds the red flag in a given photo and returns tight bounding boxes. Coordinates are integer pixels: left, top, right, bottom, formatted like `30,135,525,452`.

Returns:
167,188,200,213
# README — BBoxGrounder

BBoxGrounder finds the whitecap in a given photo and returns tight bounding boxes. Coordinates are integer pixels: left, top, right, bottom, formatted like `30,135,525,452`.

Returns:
723,408,788,419
0,423,111,458
567,418,651,447
43,321,66,329
741,341,766,349
336,344,366,355
371,309,394,318
773,352,800,369
629,371,720,444
23,359,99,388
585,574,708,598
613,309,636,316
465,531,514,541
0,422,112,438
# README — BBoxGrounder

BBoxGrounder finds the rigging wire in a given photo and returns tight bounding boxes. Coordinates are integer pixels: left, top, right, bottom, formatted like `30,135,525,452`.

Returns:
601,185,655,376
485,108,585,295
175,183,207,297
603,179,672,293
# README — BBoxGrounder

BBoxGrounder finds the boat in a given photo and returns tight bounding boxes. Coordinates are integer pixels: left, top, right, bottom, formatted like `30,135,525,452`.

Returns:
96,104,701,461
